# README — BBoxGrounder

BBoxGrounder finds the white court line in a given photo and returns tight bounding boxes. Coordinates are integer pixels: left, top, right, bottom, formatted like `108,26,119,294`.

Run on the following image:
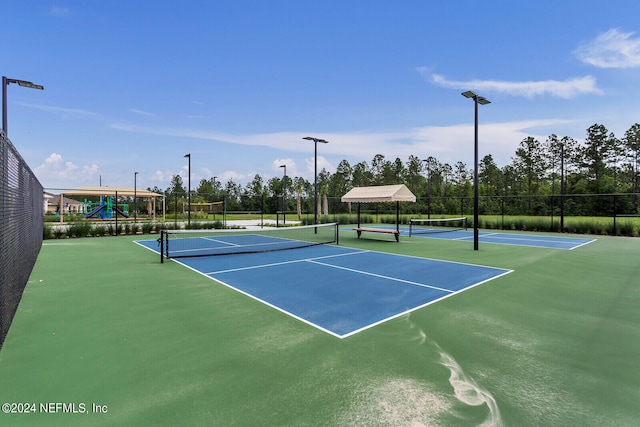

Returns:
205,249,370,275
174,239,302,256
569,239,598,250
162,245,514,339
307,259,454,293
201,236,241,247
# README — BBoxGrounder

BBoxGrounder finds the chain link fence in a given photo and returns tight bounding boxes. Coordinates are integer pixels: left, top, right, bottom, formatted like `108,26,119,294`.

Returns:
0,130,44,350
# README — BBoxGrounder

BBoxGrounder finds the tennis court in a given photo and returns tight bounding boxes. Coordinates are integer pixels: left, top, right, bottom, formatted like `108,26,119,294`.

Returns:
349,219,596,249
136,233,512,338
1,227,638,426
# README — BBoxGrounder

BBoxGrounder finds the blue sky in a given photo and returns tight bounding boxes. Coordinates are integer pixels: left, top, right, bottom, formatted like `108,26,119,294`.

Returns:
3,1,640,191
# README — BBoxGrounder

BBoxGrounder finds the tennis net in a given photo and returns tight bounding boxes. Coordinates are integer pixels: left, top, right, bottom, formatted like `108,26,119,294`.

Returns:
160,223,339,262
409,217,468,236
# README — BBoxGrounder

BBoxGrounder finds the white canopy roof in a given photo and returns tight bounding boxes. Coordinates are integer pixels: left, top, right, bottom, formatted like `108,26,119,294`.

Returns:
341,184,416,203
62,186,163,198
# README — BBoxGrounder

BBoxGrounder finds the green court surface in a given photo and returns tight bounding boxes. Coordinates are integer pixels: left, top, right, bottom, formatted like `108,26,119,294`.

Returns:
0,230,638,426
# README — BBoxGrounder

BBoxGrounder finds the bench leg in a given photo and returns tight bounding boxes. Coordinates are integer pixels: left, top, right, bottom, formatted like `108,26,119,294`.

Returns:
356,230,361,238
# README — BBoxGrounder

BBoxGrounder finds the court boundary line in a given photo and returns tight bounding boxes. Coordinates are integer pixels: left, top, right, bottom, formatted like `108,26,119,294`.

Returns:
346,225,596,250
169,256,347,339
412,230,596,250
307,259,454,293
133,241,514,339
341,268,514,338
203,249,370,275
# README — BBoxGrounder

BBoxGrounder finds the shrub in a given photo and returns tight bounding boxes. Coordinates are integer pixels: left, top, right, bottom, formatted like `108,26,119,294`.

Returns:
69,222,92,237
43,224,53,239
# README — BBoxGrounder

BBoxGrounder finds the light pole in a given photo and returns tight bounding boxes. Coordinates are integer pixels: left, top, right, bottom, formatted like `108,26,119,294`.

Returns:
134,171,138,223
212,176,217,220
2,76,44,136
461,90,490,251
279,164,287,224
560,142,565,232
422,158,432,219
302,136,329,225
184,153,191,226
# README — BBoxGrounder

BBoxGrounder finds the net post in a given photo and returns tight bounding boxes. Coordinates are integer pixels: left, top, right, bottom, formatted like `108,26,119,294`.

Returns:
160,230,165,263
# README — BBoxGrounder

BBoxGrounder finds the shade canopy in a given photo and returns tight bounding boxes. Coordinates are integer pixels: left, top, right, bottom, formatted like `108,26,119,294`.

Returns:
341,184,416,204
62,186,163,198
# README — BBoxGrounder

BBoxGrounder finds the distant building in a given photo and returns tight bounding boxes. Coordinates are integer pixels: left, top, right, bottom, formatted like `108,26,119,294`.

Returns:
44,192,86,215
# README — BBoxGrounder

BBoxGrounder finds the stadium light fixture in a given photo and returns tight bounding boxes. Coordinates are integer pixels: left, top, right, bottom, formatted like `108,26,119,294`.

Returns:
279,164,287,225
461,91,490,250
302,136,329,226
2,76,44,136
184,153,191,226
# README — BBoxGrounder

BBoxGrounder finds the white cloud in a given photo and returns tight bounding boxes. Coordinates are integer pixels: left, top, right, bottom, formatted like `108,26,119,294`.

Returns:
219,170,246,183
152,170,167,182
575,28,640,68
272,158,297,176
428,73,602,99
34,153,81,186
33,153,103,189
82,164,99,177
17,102,101,119
111,118,582,176
305,156,334,175
128,108,156,118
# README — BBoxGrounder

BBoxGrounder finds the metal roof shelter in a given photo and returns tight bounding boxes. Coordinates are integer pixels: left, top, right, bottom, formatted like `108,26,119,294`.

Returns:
341,184,416,233
62,186,163,198
57,186,164,222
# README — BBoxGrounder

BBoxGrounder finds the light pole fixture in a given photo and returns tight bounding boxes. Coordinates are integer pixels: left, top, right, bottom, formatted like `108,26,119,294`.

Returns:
279,164,287,224
422,158,432,219
184,153,191,226
461,90,490,251
2,76,44,136
134,171,138,223
302,136,329,225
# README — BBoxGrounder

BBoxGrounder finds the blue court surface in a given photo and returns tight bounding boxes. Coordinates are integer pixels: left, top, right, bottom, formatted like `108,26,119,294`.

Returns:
136,239,512,338
349,226,596,249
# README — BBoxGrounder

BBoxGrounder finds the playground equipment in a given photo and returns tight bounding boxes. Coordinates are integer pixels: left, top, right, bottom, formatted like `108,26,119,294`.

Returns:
84,196,129,219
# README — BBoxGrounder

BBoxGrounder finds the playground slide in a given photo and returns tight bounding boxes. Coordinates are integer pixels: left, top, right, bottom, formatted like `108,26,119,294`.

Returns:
84,203,106,218
114,207,129,218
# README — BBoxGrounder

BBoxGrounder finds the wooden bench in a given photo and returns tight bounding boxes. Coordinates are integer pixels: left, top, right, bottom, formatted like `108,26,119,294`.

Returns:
353,227,400,242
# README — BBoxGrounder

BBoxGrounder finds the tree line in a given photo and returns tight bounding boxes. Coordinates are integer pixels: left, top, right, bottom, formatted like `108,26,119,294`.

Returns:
149,122,640,217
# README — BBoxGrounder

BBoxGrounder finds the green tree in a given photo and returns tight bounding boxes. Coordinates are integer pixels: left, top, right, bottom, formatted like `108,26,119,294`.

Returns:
577,124,616,194
167,174,186,195
196,178,214,202
479,154,500,197
352,161,371,187
370,154,387,185
404,155,425,197
513,137,547,209
329,159,353,198
623,123,640,193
